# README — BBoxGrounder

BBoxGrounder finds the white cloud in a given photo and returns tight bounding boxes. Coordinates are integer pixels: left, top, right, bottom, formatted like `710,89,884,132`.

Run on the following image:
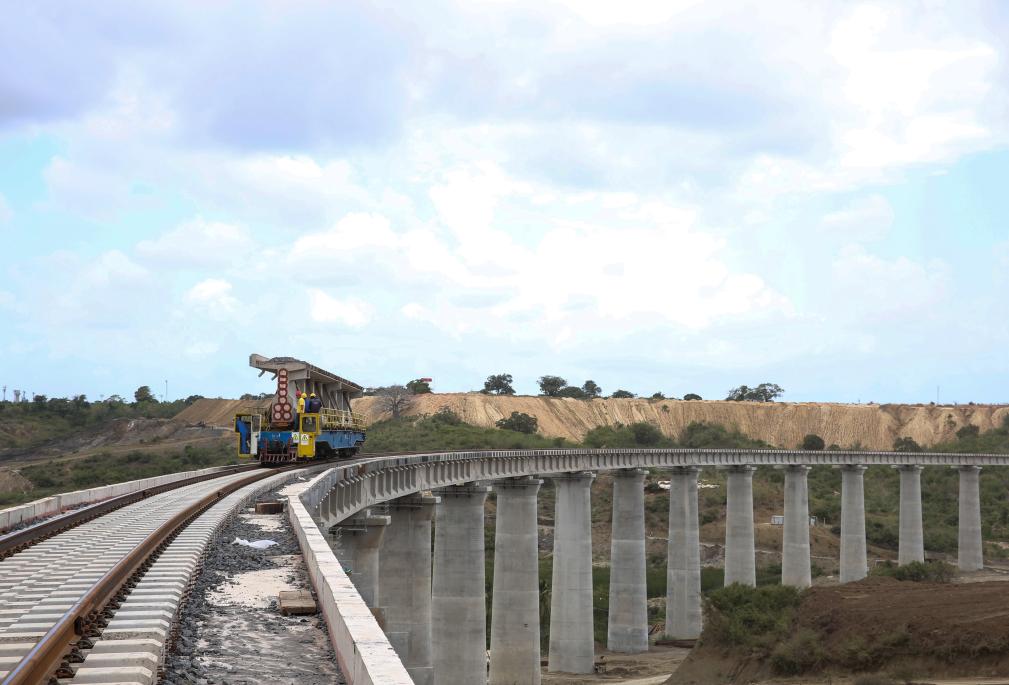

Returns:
185,278,237,317
821,195,894,242
830,245,950,322
307,289,372,328
137,218,250,268
829,5,1000,171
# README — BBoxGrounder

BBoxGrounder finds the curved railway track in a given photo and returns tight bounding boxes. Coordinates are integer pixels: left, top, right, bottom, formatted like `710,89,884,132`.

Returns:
0,459,353,685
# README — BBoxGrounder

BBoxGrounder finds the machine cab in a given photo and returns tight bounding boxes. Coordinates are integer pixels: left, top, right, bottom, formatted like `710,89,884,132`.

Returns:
296,413,321,458
235,412,263,457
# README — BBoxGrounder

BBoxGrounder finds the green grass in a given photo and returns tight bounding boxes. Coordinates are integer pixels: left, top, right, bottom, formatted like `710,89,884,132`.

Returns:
0,397,196,450
362,414,569,453
0,443,239,507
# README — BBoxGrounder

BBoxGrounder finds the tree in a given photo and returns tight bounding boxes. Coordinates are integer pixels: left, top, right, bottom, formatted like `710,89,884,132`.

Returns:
482,374,516,395
106,394,125,404
725,383,784,402
406,378,433,394
683,393,702,401
630,422,664,446
581,380,602,398
650,392,666,400
134,386,155,403
801,434,825,451
376,385,414,419
184,394,205,405
496,411,538,434
538,376,567,397
893,436,923,453
956,425,980,440
557,386,588,399
611,390,635,399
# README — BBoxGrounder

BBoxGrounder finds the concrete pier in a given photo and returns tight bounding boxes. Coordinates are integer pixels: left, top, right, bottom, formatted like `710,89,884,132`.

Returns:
607,469,648,653
548,471,596,674
378,493,438,685
782,466,812,588
490,477,543,685
724,466,756,587
665,466,701,639
958,465,983,571
840,465,868,583
333,508,390,607
896,465,925,565
432,483,490,685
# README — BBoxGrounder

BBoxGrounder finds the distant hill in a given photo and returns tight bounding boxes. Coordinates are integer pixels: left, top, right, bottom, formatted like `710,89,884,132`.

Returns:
352,393,1009,451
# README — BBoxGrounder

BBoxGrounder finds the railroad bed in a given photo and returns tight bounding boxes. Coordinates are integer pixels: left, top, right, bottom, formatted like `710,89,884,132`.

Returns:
0,467,313,685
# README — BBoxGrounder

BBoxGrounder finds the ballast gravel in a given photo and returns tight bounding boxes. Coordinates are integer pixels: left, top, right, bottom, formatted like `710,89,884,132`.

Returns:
162,483,344,685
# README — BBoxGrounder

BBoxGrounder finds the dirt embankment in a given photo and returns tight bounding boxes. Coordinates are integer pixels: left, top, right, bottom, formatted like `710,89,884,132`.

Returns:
669,577,1009,684
352,393,1009,450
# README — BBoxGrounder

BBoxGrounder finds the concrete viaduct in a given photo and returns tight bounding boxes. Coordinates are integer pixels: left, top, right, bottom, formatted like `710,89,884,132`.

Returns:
290,448,1008,685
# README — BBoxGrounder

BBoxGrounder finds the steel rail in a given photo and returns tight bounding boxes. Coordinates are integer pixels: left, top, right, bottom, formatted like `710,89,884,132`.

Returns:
0,450,456,560
0,463,261,561
0,464,301,685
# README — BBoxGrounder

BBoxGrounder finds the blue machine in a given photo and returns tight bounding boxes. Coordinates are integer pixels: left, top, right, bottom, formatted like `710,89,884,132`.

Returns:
234,354,367,464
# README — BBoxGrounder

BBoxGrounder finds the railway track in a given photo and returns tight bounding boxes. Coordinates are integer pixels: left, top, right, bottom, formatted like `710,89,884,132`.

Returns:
0,460,346,685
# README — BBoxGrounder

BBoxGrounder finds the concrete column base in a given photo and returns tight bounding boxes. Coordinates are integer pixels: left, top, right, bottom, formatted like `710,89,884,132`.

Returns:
548,471,596,674
957,465,983,571
378,493,438,683
432,483,491,685
608,469,648,653
782,466,812,588
723,466,756,587
665,466,701,639
895,465,924,565
839,465,868,583
490,477,543,685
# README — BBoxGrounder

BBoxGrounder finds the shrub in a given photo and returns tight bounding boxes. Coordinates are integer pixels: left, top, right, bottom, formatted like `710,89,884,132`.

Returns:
770,628,825,675
704,584,802,648
801,434,825,451
429,407,463,426
495,411,538,434
893,436,923,452
871,560,956,583
683,393,702,400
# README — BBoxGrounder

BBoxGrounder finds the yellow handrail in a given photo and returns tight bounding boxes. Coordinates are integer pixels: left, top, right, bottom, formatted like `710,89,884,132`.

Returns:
319,407,368,431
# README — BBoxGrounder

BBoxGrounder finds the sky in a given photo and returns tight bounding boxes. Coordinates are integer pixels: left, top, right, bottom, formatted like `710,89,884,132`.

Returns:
1,1,1008,404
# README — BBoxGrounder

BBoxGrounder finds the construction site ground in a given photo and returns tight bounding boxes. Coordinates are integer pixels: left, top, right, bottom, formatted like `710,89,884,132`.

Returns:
669,572,1009,685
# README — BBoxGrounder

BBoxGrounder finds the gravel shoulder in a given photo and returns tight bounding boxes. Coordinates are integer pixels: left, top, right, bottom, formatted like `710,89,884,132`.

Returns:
163,483,343,685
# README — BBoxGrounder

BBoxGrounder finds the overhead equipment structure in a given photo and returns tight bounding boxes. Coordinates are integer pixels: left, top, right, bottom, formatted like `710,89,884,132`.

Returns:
234,353,367,464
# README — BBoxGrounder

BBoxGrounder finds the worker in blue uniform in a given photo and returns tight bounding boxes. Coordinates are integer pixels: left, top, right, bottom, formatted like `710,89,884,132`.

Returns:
308,392,322,413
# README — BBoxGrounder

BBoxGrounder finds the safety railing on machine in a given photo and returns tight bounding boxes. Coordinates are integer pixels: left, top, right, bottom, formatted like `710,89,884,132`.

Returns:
319,408,367,431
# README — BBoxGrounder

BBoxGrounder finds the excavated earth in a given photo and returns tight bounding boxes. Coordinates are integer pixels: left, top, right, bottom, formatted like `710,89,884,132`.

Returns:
352,393,1009,450
669,576,1009,685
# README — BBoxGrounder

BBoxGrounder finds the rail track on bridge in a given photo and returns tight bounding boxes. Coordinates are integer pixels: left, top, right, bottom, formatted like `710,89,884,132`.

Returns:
0,449,471,685
0,458,364,685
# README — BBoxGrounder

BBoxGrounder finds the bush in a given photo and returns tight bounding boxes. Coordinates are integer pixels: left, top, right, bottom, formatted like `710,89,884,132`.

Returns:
801,434,825,451
893,436,923,452
770,628,826,675
495,411,539,434
704,584,802,648
683,393,702,400
871,560,955,583
429,407,462,426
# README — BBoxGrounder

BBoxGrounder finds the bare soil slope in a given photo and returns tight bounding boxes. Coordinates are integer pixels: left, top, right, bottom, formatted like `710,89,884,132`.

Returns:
669,577,1009,684
353,393,1009,450
174,398,271,427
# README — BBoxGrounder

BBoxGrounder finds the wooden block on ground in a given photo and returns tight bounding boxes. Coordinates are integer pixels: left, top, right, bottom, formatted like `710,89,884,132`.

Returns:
255,501,284,514
278,590,316,616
